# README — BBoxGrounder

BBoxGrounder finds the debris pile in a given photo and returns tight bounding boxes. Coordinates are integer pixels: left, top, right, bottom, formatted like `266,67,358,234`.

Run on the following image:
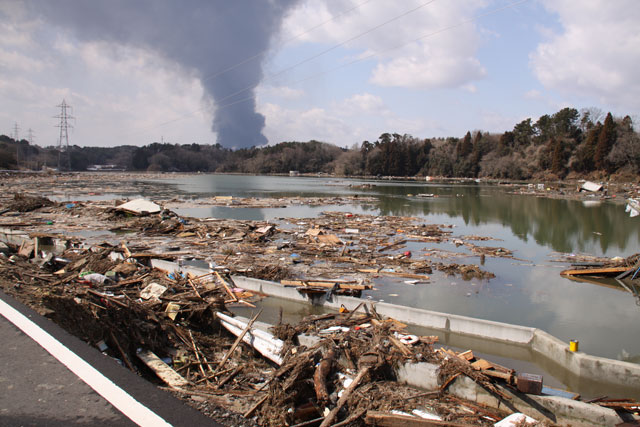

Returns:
0,240,544,426
1,243,639,426
6,193,54,212
2,180,639,425
251,307,514,426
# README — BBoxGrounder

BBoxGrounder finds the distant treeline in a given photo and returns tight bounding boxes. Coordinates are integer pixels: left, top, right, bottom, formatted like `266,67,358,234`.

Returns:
2,107,639,180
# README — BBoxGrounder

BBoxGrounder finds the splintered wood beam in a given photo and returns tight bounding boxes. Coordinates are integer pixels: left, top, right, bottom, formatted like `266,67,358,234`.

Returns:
319,366,370,427
137,349,189,388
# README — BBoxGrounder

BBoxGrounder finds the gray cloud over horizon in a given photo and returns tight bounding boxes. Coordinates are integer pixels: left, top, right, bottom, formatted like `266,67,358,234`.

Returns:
27,0,298,148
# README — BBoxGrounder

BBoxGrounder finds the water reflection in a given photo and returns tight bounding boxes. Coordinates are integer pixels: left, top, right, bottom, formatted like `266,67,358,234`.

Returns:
147,175,640,363
160,175,640,256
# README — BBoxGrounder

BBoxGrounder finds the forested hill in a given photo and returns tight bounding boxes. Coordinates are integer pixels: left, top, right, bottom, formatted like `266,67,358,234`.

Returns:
2,107,639,180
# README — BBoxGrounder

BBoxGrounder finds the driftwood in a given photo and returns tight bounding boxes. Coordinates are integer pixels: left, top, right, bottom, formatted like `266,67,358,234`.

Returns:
313,347,335,403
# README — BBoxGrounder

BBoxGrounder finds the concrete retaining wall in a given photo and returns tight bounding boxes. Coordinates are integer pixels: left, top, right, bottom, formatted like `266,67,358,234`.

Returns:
152,260,640,391
531,329,640,389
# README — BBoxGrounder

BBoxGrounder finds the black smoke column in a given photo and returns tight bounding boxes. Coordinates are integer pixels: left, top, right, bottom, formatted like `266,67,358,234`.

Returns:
29,0,298,148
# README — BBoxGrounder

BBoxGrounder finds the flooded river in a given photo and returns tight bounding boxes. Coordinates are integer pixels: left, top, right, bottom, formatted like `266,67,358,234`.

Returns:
134,174,640,367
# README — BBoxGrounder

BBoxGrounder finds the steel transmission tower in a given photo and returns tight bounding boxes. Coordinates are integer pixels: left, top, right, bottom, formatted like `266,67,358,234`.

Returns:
55,100,74,171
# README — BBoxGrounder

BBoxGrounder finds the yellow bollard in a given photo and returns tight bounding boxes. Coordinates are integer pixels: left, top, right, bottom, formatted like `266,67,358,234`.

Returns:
569,340,579,352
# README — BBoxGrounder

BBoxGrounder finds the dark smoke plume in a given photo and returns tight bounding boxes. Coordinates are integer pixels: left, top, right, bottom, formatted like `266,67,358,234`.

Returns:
29,0,298,148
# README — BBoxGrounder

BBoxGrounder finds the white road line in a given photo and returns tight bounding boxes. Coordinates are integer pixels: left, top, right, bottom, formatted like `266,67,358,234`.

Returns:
0,298,172,427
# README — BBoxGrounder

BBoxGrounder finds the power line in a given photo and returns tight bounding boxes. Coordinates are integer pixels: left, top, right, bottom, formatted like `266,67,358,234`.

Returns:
198,0,377,86
120,0,381,139
122,0,530,139
215,0,439,107
129,0,440,135
210,0,532,111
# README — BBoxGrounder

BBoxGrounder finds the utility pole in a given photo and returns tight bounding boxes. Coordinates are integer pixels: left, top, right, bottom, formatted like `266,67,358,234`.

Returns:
13,122,20,168
27,128,35,170
55,100,74,171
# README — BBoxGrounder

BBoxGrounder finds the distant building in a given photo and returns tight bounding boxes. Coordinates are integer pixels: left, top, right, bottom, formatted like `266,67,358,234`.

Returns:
87,164,125,172
289,170,300,176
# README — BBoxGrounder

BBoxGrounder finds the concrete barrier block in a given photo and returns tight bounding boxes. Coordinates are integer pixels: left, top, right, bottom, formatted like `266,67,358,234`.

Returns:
528,395,621,427
447,314,534,344
578,354,640,390
374,302,449,329
396,362,439,390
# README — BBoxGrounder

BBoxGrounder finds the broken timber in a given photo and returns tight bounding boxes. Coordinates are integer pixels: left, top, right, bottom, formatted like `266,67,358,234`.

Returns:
281,279,370,291
560,267,629,277
137,349,190,388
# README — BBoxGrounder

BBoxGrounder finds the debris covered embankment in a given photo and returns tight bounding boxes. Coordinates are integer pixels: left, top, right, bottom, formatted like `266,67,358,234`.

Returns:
0,234,511,426
2,191,638,425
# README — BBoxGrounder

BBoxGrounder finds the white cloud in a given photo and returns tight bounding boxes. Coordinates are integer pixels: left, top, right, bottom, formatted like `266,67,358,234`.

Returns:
479,110,519,133
531,0,640,110
260,91,432,146
282,0,488,89
260,102,354,145
371,54,486,89
0,47,46,72
339,92,385,115
260,92,387,146
524,89,542,100
462,84,477,93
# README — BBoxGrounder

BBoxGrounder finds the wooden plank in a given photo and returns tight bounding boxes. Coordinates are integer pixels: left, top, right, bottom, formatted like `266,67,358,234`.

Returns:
137,349,189,387
216,271,237,302
281,279,368,291
316,234,342,244
471,359,492,371
560,267,629,276
487,360,514,374
482,369,512,382
356,269,430,280
365,411,473,426
457,350,474,361
378,239,407,252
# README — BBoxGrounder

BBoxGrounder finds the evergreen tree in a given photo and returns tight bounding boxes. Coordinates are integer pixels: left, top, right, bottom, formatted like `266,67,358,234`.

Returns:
457,131,472,158
573,123,601,172
551,138,565,175
594,112,616,170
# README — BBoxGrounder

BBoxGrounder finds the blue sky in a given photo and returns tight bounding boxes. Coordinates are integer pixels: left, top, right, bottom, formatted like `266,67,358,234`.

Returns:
1,0,639,148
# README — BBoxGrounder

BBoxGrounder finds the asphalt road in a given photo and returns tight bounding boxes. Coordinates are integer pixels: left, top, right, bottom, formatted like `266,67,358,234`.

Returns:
0,290,220,426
